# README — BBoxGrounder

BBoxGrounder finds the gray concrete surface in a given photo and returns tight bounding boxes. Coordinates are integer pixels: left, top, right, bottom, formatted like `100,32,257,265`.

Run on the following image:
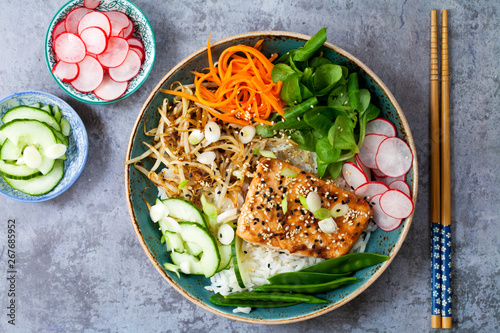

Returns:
1,0,499,332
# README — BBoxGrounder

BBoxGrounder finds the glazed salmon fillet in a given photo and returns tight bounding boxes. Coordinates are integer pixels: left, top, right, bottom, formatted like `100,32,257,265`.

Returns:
236,158,373,259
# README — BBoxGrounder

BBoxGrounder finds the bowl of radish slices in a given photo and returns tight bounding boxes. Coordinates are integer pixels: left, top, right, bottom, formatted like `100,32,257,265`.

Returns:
45,0,156,104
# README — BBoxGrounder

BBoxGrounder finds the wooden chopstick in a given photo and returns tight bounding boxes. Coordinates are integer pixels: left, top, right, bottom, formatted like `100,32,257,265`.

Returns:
440,9,452,329
430,9,442,329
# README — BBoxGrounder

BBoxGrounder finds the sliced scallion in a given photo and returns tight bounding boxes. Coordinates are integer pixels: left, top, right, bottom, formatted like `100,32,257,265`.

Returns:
164,263,181,279
280,167,298,178
201,194,218,219
178,179,189,189
314,208,331,220
260,150,277,158
282,196,288,214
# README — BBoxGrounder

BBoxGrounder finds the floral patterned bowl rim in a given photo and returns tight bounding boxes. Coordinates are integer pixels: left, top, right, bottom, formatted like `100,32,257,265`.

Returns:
44,0,156,105
0,91,88,202
125,31,418,324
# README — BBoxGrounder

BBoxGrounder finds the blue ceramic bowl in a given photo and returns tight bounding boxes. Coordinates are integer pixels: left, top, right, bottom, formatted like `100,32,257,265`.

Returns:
0,91,88,202
125,31,418,324
45,0,156,104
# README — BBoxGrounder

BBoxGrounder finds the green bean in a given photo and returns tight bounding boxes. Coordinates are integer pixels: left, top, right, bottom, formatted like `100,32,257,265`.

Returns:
209,293,300,308
267,271,349,285
282,97,319,120
254,277,359,294
224,291,329,304
293,28,328,62
299,253,389,274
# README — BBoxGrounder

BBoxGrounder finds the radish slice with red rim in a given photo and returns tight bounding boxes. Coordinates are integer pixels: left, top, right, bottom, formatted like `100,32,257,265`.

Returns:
376,173,405,186
121,19,134,39
54,33,86,64
64,7,92,34
358,133,387,169
77,11,111,38
379,189,414,219
105,11,130,36
127,37,144,50
108,49,142,82
52,61,79,82
369,194,403,232
94,73,128,101
354,181,389,200
342,162,368,190
70,55,104,92
97,36,129,68
371,168,387,179
52,20,67,41
84,0,101,9
355,154,371,181
375,137,413,178
80,27,108,55
389,180,411,197
130,46,145,62
366,118,397,137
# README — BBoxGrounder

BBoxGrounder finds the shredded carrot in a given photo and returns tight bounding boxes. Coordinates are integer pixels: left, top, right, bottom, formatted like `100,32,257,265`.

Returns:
161,34,284,126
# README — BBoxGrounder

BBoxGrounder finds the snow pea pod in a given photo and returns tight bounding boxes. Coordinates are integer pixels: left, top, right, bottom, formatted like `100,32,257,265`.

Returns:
299,253,389,274
209,293,300,308
267,271,349,285
254,277,359,294
224,291,329,304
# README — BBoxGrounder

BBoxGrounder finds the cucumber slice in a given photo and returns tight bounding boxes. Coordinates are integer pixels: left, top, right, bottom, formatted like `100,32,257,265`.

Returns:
232,236,250,288
179,222,220,278
217,242,232,272
52,129,69,146
0,131,6,146
0,119,57,175
164,231,184,253
0,139,23,161
185,242,203,256
0,159,40,179
2,106,62,132
161,198,207,228
3,159,64,195
32,103,42,109
170,252,203,275
52,105,62,122
40,104,52,114
60,118,71,137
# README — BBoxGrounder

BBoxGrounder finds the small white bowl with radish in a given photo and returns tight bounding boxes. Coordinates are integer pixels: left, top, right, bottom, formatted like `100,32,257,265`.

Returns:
45,0,156,104
0,91,88,202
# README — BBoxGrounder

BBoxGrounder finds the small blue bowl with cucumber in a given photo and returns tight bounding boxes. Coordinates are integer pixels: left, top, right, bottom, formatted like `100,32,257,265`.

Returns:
0,91,88,202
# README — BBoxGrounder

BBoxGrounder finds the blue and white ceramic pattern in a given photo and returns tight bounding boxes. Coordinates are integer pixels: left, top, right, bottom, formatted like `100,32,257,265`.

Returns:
125,31,418,324
0,91,88,202
45,0,156,105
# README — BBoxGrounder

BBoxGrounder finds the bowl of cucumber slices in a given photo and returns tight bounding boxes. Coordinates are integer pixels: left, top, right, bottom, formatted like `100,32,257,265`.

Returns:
0,91,88,202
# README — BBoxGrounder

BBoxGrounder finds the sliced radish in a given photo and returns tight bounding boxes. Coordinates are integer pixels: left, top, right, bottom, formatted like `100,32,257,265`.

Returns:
80,27,108,55
375,137,413,178
64,7,92,34
105,11,130,36
127,37,144,50
369,194,402,232
355,154,371,181
52,61,79,82
70,55,104,92
84,0,101,9
376,174,405,186
354,181,389,200
121,19,134,39
130,46,145,62
379,189,414,219
358,133,387,169
93,73,128,101
389,180,411,198
371,168,387,179
108,49,142,82
77,11,111,37
54,33,86,64
52,20,67,41
342,162,368,190
97,37,129,68
366,118,397,137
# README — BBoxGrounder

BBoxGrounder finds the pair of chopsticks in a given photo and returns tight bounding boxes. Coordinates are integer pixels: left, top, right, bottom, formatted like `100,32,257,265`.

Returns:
430,9,452,329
